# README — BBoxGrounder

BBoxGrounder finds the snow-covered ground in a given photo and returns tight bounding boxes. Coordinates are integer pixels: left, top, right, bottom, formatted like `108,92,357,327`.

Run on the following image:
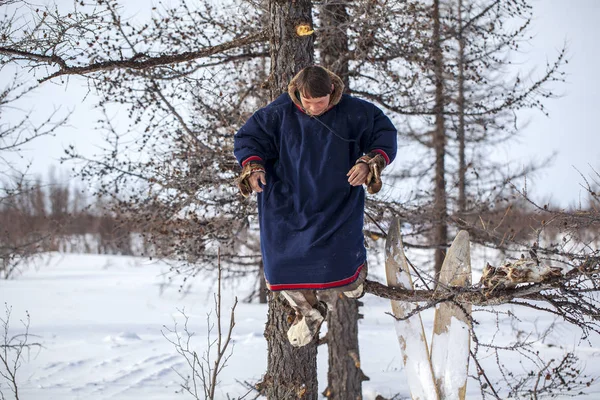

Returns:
2,252,600,399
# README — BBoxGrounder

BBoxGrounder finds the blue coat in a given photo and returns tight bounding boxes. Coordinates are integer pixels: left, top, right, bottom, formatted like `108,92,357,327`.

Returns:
234,85,397,291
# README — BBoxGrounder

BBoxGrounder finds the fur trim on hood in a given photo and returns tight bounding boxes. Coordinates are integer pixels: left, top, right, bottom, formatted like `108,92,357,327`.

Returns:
287,67,345,113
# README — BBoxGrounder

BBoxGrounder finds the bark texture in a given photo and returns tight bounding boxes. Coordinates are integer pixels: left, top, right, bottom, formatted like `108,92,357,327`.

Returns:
432,0,448,278
259,261,268,304
269,0,315,98
263,293,319,399
456,0,467,213
322,294,368,400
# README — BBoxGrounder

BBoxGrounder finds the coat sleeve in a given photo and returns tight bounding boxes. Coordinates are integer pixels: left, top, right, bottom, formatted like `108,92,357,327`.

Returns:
234,108,278,167
362,105,398,166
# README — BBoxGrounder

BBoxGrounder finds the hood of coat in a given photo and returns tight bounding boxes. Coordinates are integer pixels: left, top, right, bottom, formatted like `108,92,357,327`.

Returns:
287,67,345,114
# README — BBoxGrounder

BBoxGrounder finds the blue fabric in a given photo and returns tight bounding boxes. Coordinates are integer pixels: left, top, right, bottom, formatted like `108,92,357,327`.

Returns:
234,93,397,290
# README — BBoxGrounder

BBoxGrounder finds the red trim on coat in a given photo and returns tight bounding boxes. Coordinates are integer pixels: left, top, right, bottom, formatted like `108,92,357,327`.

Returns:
372,149,390,166
266,263,364,291
241,155,263,167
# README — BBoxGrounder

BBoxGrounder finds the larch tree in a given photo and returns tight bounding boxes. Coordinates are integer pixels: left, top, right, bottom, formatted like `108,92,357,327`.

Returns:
431,0,448,278
2,0,592,399
260,1,322,398
443,0,566,222
345,0,566,275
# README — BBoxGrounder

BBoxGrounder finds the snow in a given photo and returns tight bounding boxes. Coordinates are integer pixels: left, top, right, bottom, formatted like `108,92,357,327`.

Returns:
1,252,600,399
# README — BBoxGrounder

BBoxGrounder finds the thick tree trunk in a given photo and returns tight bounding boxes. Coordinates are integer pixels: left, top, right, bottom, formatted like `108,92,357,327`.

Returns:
319,2,367,399
263,1,318,399
432,0,448,278
263,292,319,399
322,294,367,400
269,0,315,98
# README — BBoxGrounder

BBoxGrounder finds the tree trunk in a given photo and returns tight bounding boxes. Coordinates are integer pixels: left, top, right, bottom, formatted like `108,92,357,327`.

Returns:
322,294,367,400
432,0,448,278
319,2,367,399
263,1,318,399
263,292,319,399
259,261,268,304
457,0,467,213
269,0,315,99
319,1,350,89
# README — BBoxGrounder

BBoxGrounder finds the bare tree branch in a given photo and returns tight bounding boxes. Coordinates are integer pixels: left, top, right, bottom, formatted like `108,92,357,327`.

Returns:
0,31,267,83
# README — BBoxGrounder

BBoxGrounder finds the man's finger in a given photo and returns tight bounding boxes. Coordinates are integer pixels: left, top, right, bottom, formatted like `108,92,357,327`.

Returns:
350,172,366,186
250,176,263,193
259,173,267,186
348,167,361,182
347,165,358,177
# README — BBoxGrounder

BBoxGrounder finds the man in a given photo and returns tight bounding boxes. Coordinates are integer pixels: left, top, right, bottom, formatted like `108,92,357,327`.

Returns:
234,66,397,347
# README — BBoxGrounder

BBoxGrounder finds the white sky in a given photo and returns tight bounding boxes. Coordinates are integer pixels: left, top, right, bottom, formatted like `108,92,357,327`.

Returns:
506,0,600,207
3,0,599,208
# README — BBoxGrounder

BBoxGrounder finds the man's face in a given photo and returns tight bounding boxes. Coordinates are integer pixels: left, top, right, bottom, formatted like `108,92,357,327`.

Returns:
300,88,332,116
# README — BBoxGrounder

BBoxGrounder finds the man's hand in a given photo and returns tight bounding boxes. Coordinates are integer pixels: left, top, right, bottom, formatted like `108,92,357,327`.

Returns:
248,171,267,193
348,152,387,193
236,162,266,197
347,163,369,186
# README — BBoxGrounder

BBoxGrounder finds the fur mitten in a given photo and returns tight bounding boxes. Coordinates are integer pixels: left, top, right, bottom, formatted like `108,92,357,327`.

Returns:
356,152,387,194
236,162,265,197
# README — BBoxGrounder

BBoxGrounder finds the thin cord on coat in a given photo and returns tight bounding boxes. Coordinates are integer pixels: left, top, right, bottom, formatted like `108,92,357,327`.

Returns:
310,115,358,143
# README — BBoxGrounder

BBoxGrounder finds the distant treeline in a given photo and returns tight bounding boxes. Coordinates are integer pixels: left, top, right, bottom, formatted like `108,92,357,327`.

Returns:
1,177,596,259
0,177,144,256
456,199,599,249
